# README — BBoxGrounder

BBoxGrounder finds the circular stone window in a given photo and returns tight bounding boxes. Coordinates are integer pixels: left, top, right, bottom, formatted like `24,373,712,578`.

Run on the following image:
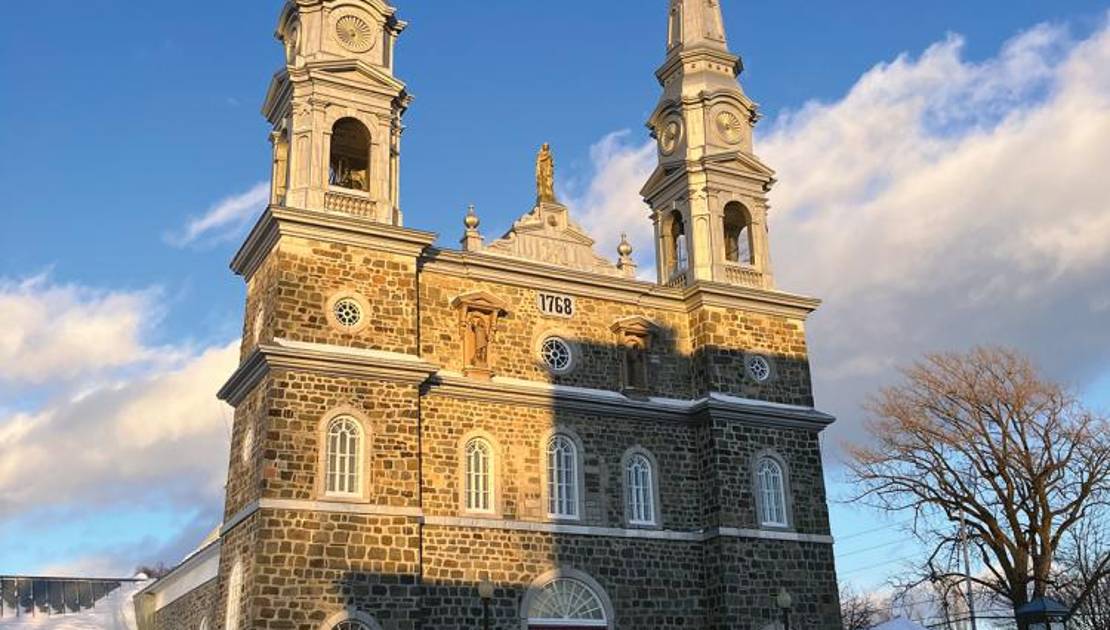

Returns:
333,298,363,329
539,337,574,374
746,354,774,383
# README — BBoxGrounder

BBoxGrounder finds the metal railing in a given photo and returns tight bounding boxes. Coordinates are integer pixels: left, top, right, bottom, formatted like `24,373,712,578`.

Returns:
0,576,143,618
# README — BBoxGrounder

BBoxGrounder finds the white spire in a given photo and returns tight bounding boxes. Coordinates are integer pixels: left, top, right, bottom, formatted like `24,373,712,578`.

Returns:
667,0,729,54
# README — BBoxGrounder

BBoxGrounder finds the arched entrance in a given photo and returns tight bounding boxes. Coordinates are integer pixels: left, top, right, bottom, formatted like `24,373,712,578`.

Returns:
522,570,613,630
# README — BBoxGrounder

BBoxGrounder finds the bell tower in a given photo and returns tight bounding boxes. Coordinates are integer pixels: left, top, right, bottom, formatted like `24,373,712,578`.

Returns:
265,0,410,225
642,0,776,289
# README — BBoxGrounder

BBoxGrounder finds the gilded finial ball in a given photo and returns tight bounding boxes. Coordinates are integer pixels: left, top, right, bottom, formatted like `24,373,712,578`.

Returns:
464,204,480,230
617,233,633,257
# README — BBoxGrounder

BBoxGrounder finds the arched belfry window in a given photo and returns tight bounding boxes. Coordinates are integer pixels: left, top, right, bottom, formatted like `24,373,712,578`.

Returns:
723,202,754,264
325,415,363,497
756,456,789,527
667,210,688,274
329,118,370,191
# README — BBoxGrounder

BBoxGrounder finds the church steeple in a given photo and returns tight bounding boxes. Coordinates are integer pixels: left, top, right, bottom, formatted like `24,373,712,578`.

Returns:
263,0,410,226
667,0,729,54
643,0,776,290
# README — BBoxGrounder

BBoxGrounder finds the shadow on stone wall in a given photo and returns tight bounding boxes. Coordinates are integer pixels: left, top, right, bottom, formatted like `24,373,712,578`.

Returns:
318,331,838,630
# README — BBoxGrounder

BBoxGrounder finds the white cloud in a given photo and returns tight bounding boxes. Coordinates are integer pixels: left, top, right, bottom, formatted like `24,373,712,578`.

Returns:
572,17,1110,444
0,276,174,385
0,341,236,514
565,131,657,272
0,276,236,572
168,181,269,247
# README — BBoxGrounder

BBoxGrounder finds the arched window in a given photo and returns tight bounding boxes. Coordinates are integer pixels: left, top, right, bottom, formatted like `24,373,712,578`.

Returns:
333,622,371,630
666,210,688,274
546,434,580,519
325,416,363,497
224,559,243,630
723,202,753,264
757,456,788,527
198,617,210,630
624,453,656,525
464,438,494,513
526,577,608,628
329,118,370,191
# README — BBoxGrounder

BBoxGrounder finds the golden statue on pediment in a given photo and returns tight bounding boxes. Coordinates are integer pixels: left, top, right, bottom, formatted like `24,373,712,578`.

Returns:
536,143,556,204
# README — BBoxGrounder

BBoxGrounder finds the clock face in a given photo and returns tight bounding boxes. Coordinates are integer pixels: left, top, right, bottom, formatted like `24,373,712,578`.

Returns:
335,15,377,53
716,110,745,144
659,118,682,156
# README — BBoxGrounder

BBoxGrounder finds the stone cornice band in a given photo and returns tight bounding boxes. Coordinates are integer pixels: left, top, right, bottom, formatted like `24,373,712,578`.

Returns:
221,498,834,546
218,340,834,429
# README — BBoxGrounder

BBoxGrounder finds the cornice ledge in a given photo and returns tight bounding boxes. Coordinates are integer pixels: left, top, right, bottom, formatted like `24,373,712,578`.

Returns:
429,373,833,429
430,371,697,421
423,248,685,310
218,339,437,405
698,392,835,431
231,205,437,278
682,281,821,318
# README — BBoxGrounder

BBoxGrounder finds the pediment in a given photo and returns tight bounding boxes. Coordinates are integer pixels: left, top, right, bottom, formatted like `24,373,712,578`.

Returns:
450,291,509,314
484,201,623,277
306,59,407,94
610,316,660,336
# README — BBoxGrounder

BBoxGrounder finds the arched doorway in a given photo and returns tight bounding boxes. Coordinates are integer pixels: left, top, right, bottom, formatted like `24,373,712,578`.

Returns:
522,570,612,630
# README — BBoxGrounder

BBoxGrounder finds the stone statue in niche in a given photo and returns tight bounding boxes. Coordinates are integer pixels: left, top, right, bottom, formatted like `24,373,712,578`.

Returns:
452,292,510,380
610,316,657,395
624,338,648,391
536,143,556,204
467,312,491,368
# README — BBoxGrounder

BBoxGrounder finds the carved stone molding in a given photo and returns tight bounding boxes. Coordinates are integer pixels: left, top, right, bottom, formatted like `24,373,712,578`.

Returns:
485,201,624,277
451,291,510,380
610,316,659,396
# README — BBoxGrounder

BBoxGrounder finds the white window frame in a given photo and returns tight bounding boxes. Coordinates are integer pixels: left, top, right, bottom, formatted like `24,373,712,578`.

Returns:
464,437,495,514
755,454,790,528
324,415,364,499
622,450,659,527
521,568,615,630
544,432,583,520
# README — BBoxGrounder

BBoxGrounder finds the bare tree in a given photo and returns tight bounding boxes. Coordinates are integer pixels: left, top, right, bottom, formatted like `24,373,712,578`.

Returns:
1054,521,1110,630
845,347,1110,629
840,583,890,630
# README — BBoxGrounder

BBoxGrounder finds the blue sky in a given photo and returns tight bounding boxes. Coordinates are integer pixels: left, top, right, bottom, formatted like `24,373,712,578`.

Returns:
2,0,1109,617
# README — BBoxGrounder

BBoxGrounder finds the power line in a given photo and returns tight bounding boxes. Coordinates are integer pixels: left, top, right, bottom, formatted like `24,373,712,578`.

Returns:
835,518,915,543
838,554,920,576
836,538,908,559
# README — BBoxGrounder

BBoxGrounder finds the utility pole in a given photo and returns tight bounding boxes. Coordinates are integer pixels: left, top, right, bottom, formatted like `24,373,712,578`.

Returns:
959,507,979,630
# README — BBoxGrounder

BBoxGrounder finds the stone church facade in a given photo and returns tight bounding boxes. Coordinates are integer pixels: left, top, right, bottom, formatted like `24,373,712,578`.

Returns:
135,1,843,628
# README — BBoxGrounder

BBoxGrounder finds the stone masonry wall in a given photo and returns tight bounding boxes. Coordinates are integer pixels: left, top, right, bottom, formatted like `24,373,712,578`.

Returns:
224,382,268,522
214,513,259,630
260,369,421,508
239,248,281,361
421,392,704,529
419,271,695,399
688,306,813,405
251,510,421,630
703,537,842,630
421,526,708,629
272,237,419,355
707,420,832,534
153,577,217,630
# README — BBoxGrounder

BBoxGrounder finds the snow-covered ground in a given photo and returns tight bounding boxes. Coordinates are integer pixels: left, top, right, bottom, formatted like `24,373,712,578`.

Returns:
0,580,149,629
